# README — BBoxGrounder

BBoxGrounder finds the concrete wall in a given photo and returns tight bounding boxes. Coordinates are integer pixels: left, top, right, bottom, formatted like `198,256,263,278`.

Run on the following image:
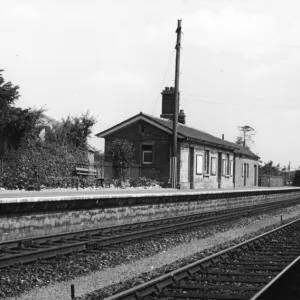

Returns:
1,190,300,241
235,156,259,188
260,176,284,187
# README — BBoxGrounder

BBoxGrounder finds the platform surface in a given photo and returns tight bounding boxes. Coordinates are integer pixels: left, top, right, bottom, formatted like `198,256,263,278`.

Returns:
0,186,299,203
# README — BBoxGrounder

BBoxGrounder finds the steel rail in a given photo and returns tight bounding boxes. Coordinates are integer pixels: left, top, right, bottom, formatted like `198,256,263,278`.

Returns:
103,218,300,300
250,253,300,299
0,196,299,269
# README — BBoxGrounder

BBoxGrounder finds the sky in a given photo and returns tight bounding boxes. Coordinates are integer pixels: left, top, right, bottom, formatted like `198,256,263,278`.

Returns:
1,0,300,169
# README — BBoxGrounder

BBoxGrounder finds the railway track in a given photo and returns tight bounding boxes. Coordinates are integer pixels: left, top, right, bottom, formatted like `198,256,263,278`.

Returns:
0,196,299,270
103,217,300,300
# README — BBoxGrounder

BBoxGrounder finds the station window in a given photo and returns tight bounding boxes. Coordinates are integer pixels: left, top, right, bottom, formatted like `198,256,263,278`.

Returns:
230,160,233,176
204,150,210,174
222,159,226,176
247,163,249,178
226,154,230,175
142,144,154,164
196,155,203,175
210,157,217,175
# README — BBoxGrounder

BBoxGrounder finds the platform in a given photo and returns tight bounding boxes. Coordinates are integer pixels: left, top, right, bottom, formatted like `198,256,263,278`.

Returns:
1,186,299,203
1,187,300,241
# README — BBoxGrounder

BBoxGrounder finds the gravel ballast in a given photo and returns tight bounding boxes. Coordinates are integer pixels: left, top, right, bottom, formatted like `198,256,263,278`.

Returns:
3,205,300,300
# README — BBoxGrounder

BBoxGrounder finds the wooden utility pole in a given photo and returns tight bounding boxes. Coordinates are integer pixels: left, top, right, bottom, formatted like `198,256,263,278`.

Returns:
171,19,182,189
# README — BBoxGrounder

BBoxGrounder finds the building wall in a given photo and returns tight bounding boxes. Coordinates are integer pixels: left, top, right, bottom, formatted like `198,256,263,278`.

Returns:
104,121,172,185
235,156,259,188
179,143,190,189
220,152,235,188
176,143,236,189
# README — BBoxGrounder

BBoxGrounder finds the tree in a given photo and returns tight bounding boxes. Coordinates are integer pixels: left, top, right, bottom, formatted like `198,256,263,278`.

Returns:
0,69,19,108
105,139,135,180
45,111,97,149
0,70,44,150
259,161,282,176
235,125,256,148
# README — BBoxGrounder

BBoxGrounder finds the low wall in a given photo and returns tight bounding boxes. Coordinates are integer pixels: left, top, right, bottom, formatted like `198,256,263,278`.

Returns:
260,175,284,187
1,188,300,241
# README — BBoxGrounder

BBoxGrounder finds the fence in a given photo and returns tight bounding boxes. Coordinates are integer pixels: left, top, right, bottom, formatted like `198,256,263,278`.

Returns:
103,163,141,181
259,175,284,187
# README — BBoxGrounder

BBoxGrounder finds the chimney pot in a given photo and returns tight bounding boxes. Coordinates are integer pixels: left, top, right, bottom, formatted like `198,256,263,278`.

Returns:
178,109,186,125
222,134,224,140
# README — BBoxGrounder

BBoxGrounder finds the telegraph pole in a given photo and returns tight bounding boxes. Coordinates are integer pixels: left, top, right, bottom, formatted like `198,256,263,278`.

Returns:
171,19,182,189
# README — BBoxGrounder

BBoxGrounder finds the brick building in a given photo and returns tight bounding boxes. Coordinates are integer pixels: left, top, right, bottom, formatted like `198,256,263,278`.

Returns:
96,87,260,189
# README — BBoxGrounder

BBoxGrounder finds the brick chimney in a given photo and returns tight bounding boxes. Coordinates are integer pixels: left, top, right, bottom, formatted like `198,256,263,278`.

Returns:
178,109,186,125
160,87,186,124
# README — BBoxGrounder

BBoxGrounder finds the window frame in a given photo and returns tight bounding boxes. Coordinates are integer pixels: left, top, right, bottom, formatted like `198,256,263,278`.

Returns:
196,154,203,175
222,159,227,176
204,150,210,175
210,157,217,176
141,143,154,165
226,154,230,176
230,160,233,177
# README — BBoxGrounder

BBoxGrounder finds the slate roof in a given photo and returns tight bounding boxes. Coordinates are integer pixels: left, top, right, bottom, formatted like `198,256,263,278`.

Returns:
96,112,259,158
96,112,239,150
142,113,239,150
236,146,260,159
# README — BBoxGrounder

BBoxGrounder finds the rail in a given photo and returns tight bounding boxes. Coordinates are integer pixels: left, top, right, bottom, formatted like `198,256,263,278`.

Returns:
104,217,300,300
0,196,299,270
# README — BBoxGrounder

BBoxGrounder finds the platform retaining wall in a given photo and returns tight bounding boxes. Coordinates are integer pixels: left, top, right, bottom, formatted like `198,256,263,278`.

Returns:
1,189,300,241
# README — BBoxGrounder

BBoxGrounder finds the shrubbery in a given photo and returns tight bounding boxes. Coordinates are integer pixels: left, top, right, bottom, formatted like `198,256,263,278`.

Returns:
0,138,92,190
111,176,161,189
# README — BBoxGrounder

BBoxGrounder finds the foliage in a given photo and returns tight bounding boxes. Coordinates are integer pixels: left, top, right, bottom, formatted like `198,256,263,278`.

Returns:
106,139,135,180
0,69,19,108
0,70,44,146
0,137,91,190
0,70,99,190
129,177,160,187
259,161,283,177
110,177,161,189
94,149,104,163
235,125,256,148
45,111,97,149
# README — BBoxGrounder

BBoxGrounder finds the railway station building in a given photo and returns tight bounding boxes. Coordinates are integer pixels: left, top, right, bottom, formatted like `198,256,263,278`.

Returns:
96,87,259,189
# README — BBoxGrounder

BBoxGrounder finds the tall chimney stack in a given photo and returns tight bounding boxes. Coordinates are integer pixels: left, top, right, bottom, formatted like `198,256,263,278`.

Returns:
222,134,224,140
160,87,185,124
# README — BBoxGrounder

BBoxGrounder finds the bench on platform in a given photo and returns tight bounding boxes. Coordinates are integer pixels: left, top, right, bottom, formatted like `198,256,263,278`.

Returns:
75,167,104,187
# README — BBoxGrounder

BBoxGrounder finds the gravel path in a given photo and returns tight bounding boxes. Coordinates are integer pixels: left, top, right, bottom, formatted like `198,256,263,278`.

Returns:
4,205,300,300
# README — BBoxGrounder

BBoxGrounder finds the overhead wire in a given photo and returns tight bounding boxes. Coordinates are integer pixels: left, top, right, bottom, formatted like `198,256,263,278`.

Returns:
152,49,175,115
182,93,298,110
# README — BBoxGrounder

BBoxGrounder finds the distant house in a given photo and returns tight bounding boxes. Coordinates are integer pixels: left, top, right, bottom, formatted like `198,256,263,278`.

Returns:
96,87,260,189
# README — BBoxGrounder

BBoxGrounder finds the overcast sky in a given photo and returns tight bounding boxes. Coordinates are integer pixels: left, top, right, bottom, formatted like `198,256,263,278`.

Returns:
1,0,300,169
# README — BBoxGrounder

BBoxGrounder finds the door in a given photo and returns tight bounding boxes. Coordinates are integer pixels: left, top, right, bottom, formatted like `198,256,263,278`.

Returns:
244,163,247,186
254,165,257,186
217,152,222,188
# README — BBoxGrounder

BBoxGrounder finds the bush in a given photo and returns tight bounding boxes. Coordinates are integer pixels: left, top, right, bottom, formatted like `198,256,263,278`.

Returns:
0,139,90,190
129,176,161,187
